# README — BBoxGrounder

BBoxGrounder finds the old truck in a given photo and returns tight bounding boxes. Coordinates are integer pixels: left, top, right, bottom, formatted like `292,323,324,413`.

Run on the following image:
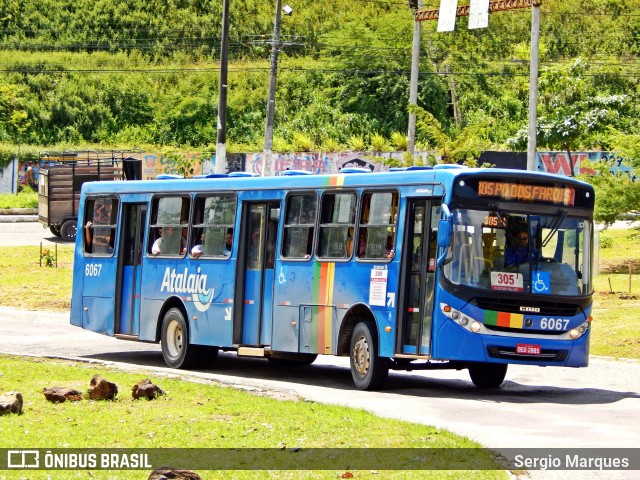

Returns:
38,153,128,241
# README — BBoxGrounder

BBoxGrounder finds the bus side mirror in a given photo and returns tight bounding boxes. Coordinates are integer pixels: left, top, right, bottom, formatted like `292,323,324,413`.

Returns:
437,219,451,248
436,218,452,267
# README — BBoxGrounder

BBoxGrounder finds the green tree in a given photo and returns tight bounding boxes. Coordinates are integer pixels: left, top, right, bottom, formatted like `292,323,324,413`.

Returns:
509,59,630,175
580,163,640,226
411,105,492,165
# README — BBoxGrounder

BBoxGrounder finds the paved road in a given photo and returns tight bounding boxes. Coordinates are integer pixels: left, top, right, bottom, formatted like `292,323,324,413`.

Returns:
0,218,69,247
0,307,638,479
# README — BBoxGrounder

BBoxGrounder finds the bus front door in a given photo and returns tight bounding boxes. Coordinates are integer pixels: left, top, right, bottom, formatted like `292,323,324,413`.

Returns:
398,199,439,355
237,202,280,346
115,203,147,337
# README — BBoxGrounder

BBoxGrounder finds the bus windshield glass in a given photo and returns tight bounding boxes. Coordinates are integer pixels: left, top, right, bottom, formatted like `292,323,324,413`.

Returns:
443,208,593,296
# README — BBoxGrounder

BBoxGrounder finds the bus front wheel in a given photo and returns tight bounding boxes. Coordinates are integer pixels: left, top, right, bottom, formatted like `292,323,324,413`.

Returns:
468,363,508,388
161,308,200,369
350,321,389,390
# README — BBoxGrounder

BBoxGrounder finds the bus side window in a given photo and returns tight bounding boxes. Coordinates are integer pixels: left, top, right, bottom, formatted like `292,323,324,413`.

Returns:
191,194,236,259
318,191,356,260
282,193,316,259
357,191,398,260
84,197,117,256
149,196,190,256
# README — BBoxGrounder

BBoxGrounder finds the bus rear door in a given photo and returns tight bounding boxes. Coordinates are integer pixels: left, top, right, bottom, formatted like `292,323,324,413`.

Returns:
235,201,280,347
398,199,440,355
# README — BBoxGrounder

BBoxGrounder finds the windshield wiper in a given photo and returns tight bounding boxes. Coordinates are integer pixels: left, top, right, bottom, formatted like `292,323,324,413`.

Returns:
542,209,567,247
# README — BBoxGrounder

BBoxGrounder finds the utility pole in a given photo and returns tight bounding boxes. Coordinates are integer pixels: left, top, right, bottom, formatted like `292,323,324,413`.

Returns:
407,0,423,158
527,2,541,171
263,0,284,177
415,0,542,170
215,0,231,174
444,63,462,128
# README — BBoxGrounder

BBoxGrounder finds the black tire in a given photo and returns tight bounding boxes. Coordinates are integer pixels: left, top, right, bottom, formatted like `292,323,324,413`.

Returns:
59,219,77,242
49,225,61,237
160,308,200,369
468,363,508,388
267,353,318,366
350,321,389,390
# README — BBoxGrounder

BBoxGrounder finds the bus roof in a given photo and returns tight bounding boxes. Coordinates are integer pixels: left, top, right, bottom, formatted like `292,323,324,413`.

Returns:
80,166,594,196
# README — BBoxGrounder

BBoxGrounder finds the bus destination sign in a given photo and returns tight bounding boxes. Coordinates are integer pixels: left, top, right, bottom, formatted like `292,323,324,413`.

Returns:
477,181,575,206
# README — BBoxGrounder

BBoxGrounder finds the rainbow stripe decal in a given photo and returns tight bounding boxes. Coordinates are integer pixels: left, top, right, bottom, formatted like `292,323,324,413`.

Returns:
311,174,344,353
484,310,524,329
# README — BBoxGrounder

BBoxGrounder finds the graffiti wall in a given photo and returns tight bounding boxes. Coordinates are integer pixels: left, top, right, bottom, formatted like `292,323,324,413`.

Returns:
203,151,436,176
536,151,636,179
138,152,205,179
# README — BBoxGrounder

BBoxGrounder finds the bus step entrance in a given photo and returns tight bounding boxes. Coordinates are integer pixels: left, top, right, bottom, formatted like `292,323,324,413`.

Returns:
114,334,139,341
237,347,266,357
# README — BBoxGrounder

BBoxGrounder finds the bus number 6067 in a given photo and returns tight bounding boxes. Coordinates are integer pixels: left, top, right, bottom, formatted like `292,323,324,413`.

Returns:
85,264,102,277
540,318,569,330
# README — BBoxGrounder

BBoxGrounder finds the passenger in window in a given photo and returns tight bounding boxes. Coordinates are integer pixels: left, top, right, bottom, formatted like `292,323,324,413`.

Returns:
385,236,395,259
85,222,113,254
224,228,233,255
191,231,205,258
151,226,184,255
85,202,113,254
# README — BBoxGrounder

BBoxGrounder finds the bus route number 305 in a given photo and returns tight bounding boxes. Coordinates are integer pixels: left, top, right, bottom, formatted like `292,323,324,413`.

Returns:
85,264,102,277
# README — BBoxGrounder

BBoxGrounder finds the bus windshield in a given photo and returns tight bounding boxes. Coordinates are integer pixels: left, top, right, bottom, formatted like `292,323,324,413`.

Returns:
443,208,593,296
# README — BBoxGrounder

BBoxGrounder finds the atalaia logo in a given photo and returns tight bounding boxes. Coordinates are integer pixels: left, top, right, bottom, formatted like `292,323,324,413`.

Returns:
160,266,214,312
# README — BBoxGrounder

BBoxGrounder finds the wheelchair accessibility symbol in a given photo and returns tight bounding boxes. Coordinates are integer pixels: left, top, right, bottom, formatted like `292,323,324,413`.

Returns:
533,271,550,294
278,267,286,285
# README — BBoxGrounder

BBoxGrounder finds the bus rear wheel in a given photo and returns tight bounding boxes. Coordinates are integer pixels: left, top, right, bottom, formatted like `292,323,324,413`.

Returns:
350,321,389,390
468,363,508,388
161,308,200,369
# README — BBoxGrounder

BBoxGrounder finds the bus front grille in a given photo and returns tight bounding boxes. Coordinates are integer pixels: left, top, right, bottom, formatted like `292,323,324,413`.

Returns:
471,298,581,317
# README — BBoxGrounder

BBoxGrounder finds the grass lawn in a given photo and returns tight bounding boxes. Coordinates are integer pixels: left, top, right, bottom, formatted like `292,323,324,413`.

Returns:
592,226,640,358
0,355,507,479
0,189,38,209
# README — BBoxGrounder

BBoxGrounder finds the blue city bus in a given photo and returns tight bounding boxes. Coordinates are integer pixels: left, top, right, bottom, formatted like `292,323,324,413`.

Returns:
70,165,595,390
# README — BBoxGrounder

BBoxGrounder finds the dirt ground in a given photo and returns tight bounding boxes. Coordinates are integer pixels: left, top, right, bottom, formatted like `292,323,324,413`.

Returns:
599,258,640,274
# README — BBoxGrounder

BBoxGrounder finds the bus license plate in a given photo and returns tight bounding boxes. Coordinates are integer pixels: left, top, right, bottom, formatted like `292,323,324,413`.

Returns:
516,343,541,355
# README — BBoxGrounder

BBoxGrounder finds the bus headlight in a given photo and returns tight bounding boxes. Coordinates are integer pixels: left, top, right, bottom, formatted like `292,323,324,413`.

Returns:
569,320,590,340
440,304,483,334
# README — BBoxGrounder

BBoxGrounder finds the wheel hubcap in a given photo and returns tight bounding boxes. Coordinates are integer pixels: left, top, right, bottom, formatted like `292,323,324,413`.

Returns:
166,320,183,358
352,335,370,377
